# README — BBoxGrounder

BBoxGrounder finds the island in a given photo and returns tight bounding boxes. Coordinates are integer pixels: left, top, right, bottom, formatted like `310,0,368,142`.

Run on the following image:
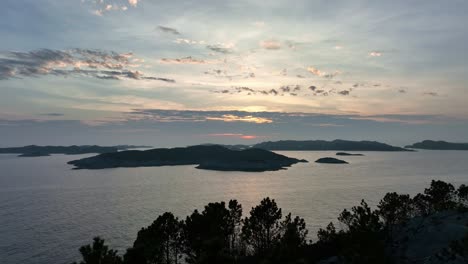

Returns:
0,145,150,156
336,152,364,156
315,157,349,164
405,140,468,150
252,139,410,151
67,145,308,172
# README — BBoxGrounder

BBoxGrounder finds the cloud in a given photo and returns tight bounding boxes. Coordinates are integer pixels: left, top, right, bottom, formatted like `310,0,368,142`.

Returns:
158,25,180,35
174,38,205,45
310,123,345,127
307,67,339,79
252,21,266,27
0,48,173,82
398,89,407,93
128,0,138,7
350,115,439,125
160,56,207,64
306,67,323,76
86,0,136,16
369,51,382,57
206,133,260,139
338,90,350,96
131,110,274,124
206,114,273,124
260,40,281,50
206,45,232,54
40,113,64,117
423,92,438,96
280,85,301,93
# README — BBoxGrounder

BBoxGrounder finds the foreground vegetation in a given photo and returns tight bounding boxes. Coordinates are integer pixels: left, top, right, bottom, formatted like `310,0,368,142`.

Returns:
73,180,468,264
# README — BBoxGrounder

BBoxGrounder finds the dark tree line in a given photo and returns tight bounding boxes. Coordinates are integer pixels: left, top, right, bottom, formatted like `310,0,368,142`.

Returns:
74,180,468,264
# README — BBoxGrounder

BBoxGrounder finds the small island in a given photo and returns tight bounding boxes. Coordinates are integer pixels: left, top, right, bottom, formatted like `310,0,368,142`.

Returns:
405,140,468,150
68,145,308,172
315,157,349,164
336,152,364,156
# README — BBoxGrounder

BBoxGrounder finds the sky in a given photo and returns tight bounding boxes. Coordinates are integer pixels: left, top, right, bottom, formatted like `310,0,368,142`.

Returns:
1,0,468,147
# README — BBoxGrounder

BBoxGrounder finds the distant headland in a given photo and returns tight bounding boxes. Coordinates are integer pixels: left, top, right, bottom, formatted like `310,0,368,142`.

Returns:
405,140,468,150
0,145,150,156
68,145,308,172
251,139,410,151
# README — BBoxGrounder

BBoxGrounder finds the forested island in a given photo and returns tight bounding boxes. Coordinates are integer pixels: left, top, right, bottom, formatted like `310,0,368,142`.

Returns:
406,140,468,150
72,180,468,264
68,145,307,172
0,145,150,156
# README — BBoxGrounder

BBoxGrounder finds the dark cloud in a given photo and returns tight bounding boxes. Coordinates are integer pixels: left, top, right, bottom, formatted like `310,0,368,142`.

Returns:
280,85,291,93
423,92,438,96
141,76,176,83
158,26,180,35
269,89,278,96
0,48,172,82
206,45,232,54
398,89,407,93
234,86,255,93
40,113,64,117
280,85,301,93
213,84,356,97
338,90,350,96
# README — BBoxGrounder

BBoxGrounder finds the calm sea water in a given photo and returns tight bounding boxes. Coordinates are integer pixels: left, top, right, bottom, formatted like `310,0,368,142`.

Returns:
1,150,468,264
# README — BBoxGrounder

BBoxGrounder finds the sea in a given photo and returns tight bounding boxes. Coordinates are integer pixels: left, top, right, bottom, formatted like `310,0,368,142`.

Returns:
1,150,467,264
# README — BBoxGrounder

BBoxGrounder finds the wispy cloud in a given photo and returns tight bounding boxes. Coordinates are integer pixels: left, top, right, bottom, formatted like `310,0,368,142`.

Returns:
369,51,383,57
160,56,208,65
0,48,173,82
86,0,137,16
206,114,273,124
158,25,180,35
252,21,266,27
174,38,205,45
128,0,139,7
40,113,64,117
260,40,281,50
206,133,260,139
306,67,339,79
206,45,233,54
